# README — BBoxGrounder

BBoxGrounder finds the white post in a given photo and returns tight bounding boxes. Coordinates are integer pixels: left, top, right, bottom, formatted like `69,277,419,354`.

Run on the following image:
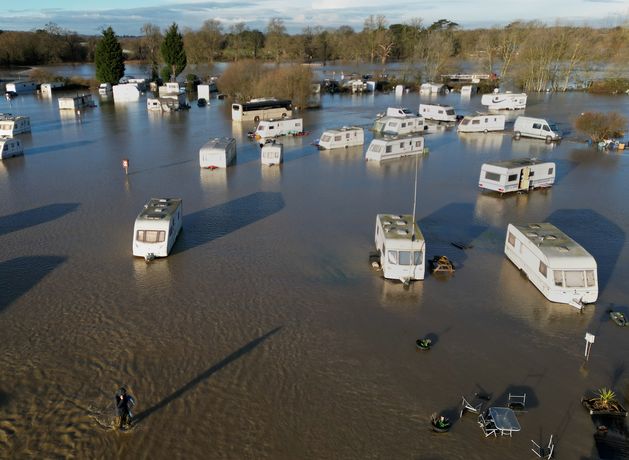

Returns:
584,332,595,361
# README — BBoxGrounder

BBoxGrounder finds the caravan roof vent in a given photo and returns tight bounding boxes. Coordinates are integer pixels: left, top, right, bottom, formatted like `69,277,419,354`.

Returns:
396,229,409,235
526,232,539,238
395,220,407,226
529,224,541,229
383,220,392,226
545,235,557,240
557,246,569,252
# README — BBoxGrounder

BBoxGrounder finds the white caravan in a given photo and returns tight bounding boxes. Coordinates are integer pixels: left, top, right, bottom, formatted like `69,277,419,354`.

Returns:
0,114,31,136
0,137,24,159
419,83,446,95
373,116,426,135
133,198,183,259
318,127,364,149
112,84,141,101
382,107,415,118
98,83,112,94
374,214,425,282
504,223,598,308
479,159,555,193
457,114,505,133
419,104,457,122
58,94,95,110
513,116,562,142
255,118,303,139
199,137,237,169
261,142,283,165
365,135,425,162
481,90,527,110
5,81,37,93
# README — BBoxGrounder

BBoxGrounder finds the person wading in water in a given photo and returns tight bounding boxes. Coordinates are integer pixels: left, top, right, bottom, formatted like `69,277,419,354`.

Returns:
114,387,135,430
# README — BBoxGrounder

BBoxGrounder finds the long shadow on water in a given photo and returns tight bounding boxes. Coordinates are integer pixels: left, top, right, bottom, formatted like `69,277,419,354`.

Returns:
172,192,284,255
26,140,94,156
0,256,66,313
0,203,79,237
133,326,282,424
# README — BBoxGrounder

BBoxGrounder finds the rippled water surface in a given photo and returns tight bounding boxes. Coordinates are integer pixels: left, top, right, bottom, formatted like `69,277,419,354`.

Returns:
1,87,629,459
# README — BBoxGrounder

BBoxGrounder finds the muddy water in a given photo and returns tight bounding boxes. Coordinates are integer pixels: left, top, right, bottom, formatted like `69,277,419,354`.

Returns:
1,88,628,459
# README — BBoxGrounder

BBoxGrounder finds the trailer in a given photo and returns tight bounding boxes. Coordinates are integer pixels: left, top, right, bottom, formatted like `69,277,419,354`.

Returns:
5,81,37,93
479,159,555,193
373,116,426,135
132,198,183,259
261,142,283,165
481,90,527,110
419,104,457,122
457,114,505,133
318,126,364,149
504,223,598,308
58,94,96,110
199,137,237,169
254,118,303,139
374,214,425,282
365,135,425,162
0,136,24,159
0,114,31,137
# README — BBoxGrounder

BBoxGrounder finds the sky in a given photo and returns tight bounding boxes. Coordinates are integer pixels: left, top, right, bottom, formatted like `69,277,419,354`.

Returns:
2,0,628,35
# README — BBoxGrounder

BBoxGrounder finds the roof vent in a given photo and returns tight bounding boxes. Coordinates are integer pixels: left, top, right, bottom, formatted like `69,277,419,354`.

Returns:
557,246,569,252
529,224,541,229
396,229,409,235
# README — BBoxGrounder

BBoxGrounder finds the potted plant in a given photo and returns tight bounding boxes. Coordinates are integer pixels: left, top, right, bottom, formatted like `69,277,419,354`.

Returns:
582,387,628,416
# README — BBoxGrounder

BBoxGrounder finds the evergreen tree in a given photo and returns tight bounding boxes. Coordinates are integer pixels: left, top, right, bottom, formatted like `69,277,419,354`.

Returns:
161,23,187,81
94,27,125,84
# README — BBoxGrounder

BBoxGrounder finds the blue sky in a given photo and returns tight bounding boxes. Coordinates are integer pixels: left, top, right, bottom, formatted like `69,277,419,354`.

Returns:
2,0,627,35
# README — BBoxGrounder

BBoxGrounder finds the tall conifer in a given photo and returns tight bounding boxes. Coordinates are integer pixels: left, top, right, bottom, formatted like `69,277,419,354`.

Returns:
94,27,125,84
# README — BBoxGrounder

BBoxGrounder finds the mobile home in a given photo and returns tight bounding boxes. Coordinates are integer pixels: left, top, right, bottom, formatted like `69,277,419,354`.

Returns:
112,84,140,101
419,104,457,122
457,114,505,133
365,135,425,162
419,83,445,95
5,81,37,93
373,116,426,135
132,198,183,259
374,214,425,282
318,126,364,149
147,97,187,112
0,114,31,136
0,136,24,159
513,116,562,142
98,83,112,94
58,94,95,110
479,159,555,193
504,223,598,308
481,90,527,110
261,142,283,165
199,137,237,169
255,118,303,139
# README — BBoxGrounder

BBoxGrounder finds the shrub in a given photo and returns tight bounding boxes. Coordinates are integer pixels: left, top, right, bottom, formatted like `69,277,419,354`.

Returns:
575,112,627,142
588,78,629,95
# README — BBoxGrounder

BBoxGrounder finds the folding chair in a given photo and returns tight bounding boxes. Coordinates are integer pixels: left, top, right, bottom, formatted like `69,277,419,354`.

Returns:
531,434,554,459
460,395,483,418
477,412,497,437
507,393,527,412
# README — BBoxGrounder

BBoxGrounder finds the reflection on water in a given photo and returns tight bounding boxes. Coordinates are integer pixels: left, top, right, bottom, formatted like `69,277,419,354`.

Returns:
377,277,424,312
510,136,557,157
319,145,364,165
198,167,227,190
457,132,505,152
474,190,552,229
260,163,281,184
492,108,525,122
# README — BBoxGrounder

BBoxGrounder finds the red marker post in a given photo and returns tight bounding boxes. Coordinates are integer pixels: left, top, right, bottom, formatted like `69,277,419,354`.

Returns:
122,159,129,175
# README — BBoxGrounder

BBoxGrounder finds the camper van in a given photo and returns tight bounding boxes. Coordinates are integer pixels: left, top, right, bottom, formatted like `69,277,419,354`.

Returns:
58,94,95,110
479,159,555,193
481,91,527,110
132,198,183,259
513,116,562,142
254,118,303,139
457,114,505,133
373,116,426,135
365,135,425,162
0,136,24,159
374,214,425,282
419,104,457,122
199,137,237,169
0,114,31,136
318,127,364,149
504,223,598,308
261,142,283,165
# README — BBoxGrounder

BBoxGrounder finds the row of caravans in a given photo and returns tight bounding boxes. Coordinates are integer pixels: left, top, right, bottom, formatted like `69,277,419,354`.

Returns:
0,114,31,137
456,115,561,142
0,137,24,159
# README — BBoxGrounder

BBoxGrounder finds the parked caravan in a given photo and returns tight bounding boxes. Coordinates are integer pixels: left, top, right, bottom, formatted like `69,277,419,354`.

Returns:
58,94,95,110
318,126,364,150
479,159,555,193
132,198,183,259
419,83,445,95
261,142,283,165
5,81,37,93
383,107,415,118
373,116,427,135
0,136,24,159
147,97,187,112
40,82,64,95
457,114,505,133
232,98,292,122
98,83,112,94
158,82,184,97
504,223,598,308
513,116,562,142
374,214,425,282
365,135,425,162
199,137,237,169
254,118,303,139
419,104,457,122
0,114,31,136
481,90,527,110
461,85,476,96
113,84,141,101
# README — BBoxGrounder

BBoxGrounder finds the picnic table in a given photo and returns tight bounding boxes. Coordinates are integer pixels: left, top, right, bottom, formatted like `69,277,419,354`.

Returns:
488,407,521,436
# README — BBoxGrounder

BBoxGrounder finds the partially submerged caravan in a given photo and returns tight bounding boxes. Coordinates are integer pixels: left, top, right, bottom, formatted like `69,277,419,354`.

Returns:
457,114,505,133
112,84,141,102
254,118,303,139
133,198,183,259
261,142,283,166
0,114,31,136
5,81,37,93
419,104,457,122
373,116,426,135
147,97,188,112
58,94,95,110
318,127,364,149
199,137,237,169
374,214,425,282
0,136,24,159
479,159,555,193
504,223,598,308
513,116,562,142
481,90,527,110
365,135,425,162
98,83,112,94
419,83,446,95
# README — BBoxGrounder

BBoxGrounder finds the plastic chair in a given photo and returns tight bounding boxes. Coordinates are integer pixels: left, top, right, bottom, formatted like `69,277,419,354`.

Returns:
507,393,527,411
477,412,497,438
460,395,483,418
531,434,554,459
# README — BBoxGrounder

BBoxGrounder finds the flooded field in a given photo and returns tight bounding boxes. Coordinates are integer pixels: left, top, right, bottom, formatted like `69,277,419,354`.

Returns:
1,85,629,459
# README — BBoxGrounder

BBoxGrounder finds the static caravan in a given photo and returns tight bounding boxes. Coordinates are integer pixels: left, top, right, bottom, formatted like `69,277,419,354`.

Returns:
0,114,31,136
373,116,426,135
513,116,562,142
113,84,140,102
365,135,425,162
461,85,476,96
158,82,184,97
40,82,64,95
147,97,187,112
58,94,95,110
504,223,598,308
98,83,112,94
419,104,457,122
481,91,527,110
132,198,183,259
383,107,415,118
457,114,505,133
255,118,303,139
318,126,364,150
5,81,37,93
199,137,237,169
374,214,425,282
419,83,445,95
261,142,283,165
0,137,24,159
479,159,555,193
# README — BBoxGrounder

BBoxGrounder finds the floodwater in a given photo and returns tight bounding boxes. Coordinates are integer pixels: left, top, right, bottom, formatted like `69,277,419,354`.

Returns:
1,85,629,459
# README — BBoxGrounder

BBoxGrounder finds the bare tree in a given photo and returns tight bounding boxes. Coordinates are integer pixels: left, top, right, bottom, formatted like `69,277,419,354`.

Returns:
265,17,287,64
141,23,162,80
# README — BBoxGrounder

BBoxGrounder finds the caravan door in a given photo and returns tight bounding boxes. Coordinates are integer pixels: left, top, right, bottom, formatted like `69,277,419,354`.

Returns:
519,167,530,190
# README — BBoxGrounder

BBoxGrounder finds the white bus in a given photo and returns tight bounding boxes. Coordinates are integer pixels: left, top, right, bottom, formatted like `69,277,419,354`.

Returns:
133,198,183,259
374,213,425,282
231,98,292,122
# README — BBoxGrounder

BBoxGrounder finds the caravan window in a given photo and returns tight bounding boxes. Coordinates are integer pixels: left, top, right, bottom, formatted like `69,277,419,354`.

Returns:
136,230,165,243
334,135,342,141
401,123,406,128
370,144,382,153
389,122,398,127
508,232,516,247
554,271,563,286
548,167,554,175
538,261,547,277
321,135,331,142
414,251,422,265
446,109,455,115
346,133,351,139
472,120,480,125
400,142,405,148
564,270,585,287
385,145,392,153
484,171,501,181
461,119,470,125
586,270,596,287
387,250,397,264
508,174,518,182
415,141,422,147
399,251,411,265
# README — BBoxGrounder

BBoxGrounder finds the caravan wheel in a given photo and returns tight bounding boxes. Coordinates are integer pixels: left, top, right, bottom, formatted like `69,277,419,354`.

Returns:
484,129,488,134
254,116,260,123
514,131,521,140
545,135,552,143
281,112,287,118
